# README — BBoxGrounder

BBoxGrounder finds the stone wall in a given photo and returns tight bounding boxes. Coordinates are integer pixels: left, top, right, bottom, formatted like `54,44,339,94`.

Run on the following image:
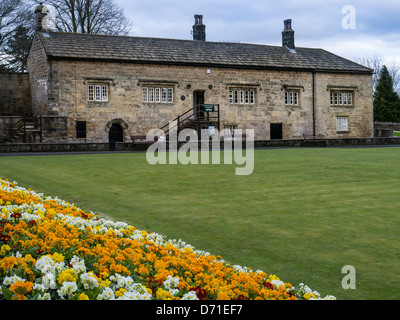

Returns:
0,116,68,143
0,137,399,153
0,73,32,116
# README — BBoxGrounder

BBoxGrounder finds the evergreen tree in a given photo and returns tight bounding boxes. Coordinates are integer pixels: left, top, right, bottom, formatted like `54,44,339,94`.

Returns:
373,65,400,122
4,25,33,72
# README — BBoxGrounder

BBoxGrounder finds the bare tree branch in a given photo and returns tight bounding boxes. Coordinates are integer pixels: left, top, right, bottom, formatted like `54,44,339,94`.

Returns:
32,0,132,35
355,54,400,93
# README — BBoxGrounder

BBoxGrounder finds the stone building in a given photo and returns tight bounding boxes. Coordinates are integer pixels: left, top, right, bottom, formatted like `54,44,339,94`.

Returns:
23,12,373,143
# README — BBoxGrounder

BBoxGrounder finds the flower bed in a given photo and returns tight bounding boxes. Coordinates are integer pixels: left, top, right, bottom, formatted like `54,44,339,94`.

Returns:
0,178,335,300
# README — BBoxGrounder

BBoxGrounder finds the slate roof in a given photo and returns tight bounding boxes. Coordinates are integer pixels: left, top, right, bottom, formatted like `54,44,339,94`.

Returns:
37,31,373,74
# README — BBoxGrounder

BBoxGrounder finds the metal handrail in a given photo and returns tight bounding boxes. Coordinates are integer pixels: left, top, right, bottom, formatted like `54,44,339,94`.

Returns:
160,104,220,137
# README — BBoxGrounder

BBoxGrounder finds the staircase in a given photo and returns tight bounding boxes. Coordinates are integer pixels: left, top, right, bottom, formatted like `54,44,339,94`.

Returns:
159,104,220,140
7,117,43,143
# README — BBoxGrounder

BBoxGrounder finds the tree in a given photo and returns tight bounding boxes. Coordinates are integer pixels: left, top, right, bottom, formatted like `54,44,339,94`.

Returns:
4,25,33,72
34,0,132,35
0,0,34,72
355,54,400,94
373,65,400,123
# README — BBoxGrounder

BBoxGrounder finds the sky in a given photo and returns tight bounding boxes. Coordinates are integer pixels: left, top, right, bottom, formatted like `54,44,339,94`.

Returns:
115,0,400,65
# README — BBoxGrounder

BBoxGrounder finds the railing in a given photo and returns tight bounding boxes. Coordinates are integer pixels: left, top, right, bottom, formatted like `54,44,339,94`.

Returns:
159,104,220,137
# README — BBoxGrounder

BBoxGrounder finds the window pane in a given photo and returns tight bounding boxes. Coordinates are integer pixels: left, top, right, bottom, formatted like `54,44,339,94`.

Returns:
348,92,353,105
102,86,108,102
250,91,255,104
143,87,148,102
234,90,238,104
240,90,244,104
161,88,167,102
155,88,160,103
95,85,101,101
245,91,249,104
167,88,173,103
294,92,298,105
88,85,94,101
229,90,233,104
149,88,154,102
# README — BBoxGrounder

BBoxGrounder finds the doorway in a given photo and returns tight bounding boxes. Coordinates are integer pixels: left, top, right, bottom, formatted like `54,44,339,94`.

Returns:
270,123,283,140
109,123,124,144
193,90,205,119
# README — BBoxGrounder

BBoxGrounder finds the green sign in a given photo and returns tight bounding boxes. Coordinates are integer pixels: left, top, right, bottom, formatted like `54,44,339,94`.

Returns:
203,104,215,112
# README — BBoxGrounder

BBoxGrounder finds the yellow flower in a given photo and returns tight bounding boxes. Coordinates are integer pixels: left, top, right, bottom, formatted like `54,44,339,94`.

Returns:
50,252,65,263
0,245,11,255
99,279,111,288
156,288,172,300
303,292,317,300
78,293,90,300
58,269,78,285
115,288,127,298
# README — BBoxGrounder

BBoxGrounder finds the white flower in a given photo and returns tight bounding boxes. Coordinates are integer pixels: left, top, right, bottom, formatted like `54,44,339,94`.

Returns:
38,293,51,300
80,272,99,290
181,291,199,300
69,255,86,274
57,281,78,299
3,275,25,286
271,279,285,288
42,272,57,289
35,255,56,274
97,287,115,300
163,275,180,290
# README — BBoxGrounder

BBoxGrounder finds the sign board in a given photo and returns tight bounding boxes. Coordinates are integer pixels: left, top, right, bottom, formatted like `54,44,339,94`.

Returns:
203,104,215,112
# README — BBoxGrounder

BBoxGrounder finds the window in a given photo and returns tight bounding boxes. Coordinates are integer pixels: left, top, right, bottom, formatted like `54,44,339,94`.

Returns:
229,89,256,105
88,85,94,101
143,87,148,102
88,84,108,102
336,117,349,132
95,85,101,101
149,88,154,103
167,88,173,103
76,121,86,139
330,91,354,106
155,88,160,103
102,86,108,102
143,87,174,103
285,90,299,106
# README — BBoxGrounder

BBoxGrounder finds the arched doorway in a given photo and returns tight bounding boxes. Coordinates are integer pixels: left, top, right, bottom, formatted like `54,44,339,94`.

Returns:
109,123,124,143
105,119,129,151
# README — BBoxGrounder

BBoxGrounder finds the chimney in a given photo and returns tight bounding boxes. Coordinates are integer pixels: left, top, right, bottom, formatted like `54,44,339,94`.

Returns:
35,3,47,32
282,19,295,50
192,14,206,41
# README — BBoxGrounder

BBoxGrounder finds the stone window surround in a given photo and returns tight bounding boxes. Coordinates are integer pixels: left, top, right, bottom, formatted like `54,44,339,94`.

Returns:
139,80,177,104
327,85,358,107
281,85,304,107
336,116,350,133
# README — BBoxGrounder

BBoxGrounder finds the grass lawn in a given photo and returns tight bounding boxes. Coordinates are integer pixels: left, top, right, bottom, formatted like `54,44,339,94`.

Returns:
0,147,399,300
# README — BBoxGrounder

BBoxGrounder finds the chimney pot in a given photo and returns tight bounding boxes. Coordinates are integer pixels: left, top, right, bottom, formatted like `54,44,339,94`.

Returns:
35,3,47,32
282,19,295,50
192,14,206,41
